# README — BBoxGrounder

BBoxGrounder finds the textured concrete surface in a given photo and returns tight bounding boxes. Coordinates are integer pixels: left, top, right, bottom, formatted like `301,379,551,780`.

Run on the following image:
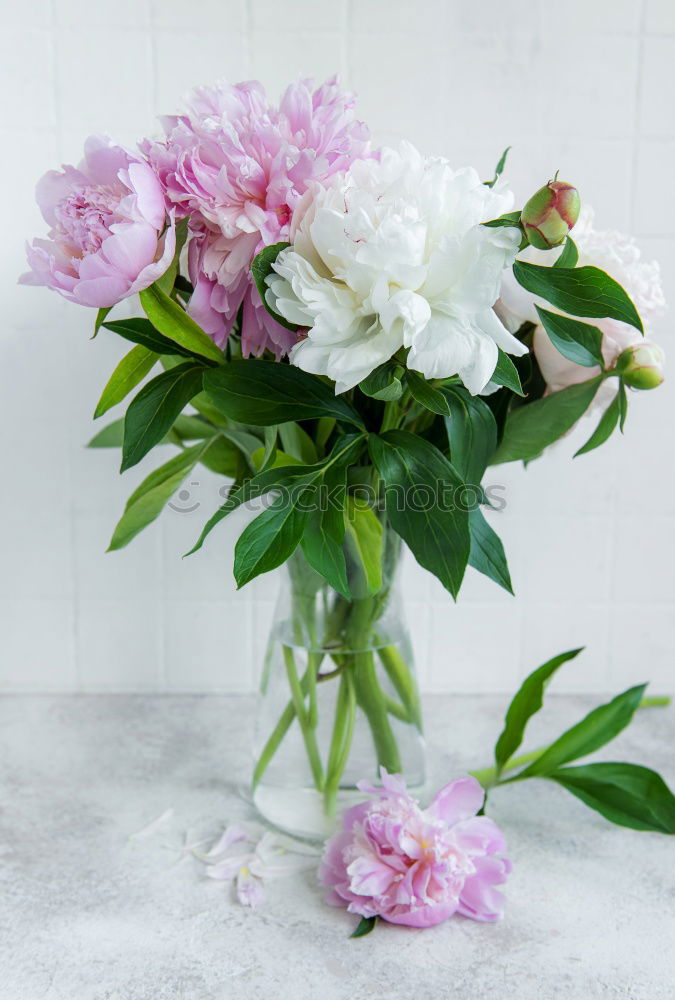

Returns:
0,694,673,1000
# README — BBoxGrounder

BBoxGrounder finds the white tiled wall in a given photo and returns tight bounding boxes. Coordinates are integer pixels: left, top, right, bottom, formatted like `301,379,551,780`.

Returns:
1,0,673,694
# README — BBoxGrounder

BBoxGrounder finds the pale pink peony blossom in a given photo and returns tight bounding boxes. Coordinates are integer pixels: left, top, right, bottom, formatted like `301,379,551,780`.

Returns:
320,769,511,928
143,76,371,356
20,135,175,308
497,207,666,403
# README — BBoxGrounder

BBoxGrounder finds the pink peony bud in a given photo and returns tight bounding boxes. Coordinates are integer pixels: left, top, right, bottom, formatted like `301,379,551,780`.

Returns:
521,180,581,250
616,342,665,389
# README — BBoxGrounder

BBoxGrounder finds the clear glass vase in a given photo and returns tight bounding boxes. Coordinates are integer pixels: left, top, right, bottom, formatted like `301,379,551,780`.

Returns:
252,519,426,839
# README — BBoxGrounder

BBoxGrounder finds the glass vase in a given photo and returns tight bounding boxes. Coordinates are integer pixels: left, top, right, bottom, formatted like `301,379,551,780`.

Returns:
251,519,425,840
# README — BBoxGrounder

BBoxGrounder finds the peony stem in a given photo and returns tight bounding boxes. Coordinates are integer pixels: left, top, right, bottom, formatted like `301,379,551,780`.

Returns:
282,645,324,791
252,665,311,790
639,695,671,708
307,650,321,729
383,694,409,722
352,650,402,774
324,670,357,816
378,644,423,730
470,747,547,789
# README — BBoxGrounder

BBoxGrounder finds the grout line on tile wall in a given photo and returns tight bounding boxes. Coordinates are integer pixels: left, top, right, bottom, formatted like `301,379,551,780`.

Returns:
629,0,648,227
148,0,159,120
243,0,253,77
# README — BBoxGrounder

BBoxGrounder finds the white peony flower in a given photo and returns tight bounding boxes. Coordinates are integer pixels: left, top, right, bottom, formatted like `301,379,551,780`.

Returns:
265,143,527,394
496,206,666,401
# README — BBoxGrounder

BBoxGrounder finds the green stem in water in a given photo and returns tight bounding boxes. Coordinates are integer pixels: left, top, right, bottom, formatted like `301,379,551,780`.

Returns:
378,644,423,730
288,584,321,730
383,695,410,723
324,670,357,816
306,650,321,729
352,650,402,774
282,645,324,791
252,665,310,790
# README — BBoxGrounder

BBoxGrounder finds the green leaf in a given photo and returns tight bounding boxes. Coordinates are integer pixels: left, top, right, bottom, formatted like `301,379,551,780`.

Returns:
218,427,264,469
250,242,297,331
203,361,364,428
549,762,675,833
94,306,111,336
360,361,404,401
490,349,525,396
257,426,279,472
88,414,219,450
369,430,470,598
233,487,308,587
617,379,628,431
405,370,451,416
156,217,189,295
516,684,647,778
316,417,336,454
279,422,318,465
483,211,522,229
90,412,217,450
350,916,378,939
171,414,219,441
491,376,602,464
121,362,206,472
252,446,303,471
344,496,384,598
574,394,620,457
174,274,194,300
139,284,224,363
535,306,605,368
494,648,584,775
468,507,513,595
513,261,644,332
109,441,210,550
198,436,248,478
188,464,316,556
485,146,511,188
187,434,363,556
553,237,578,269
93,344,158,419
87,418,125,448
301,464,349,597
443,386,497,485
103,317,200,361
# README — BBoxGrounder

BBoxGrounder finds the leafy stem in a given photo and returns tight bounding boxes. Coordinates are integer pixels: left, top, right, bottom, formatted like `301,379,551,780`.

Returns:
471,747,547,789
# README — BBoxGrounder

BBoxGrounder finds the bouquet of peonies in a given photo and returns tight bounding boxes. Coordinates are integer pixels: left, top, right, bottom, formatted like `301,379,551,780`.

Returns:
22,76,674,914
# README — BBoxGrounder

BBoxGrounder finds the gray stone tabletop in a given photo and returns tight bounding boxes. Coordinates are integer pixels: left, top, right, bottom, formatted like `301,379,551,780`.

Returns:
0,693,673,1000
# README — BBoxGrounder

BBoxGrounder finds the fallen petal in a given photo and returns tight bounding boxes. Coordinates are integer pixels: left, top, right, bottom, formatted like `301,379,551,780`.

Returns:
128,808,175,841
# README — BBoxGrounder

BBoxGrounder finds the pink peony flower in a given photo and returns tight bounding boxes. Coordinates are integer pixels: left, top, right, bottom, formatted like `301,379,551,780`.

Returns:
320,769,511,928
20,135,175,308
143,76,371,356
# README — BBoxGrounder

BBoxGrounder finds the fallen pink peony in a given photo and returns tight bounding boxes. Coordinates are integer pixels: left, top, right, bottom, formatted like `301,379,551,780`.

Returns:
21,135,175,308
320,769,511,928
